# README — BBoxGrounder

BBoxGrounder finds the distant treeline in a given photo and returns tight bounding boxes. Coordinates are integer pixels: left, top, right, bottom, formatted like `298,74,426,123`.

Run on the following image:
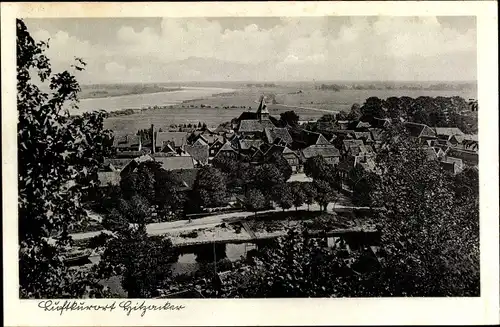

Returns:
246,83,277,87
315,82,476,91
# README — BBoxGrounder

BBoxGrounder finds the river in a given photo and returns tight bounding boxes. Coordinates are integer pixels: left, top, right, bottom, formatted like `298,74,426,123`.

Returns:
75,87,237,113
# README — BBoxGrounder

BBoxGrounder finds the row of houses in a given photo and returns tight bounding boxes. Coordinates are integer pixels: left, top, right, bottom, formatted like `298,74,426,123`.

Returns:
101,97,478,190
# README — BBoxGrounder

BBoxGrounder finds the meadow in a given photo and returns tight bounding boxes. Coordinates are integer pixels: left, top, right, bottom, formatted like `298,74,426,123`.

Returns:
99,82,477,133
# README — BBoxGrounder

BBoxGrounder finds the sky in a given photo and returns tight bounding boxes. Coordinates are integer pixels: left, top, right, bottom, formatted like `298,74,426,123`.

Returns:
23,16,477,84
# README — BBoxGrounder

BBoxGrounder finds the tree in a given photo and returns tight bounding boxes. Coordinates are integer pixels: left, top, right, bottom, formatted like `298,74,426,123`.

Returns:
301,182,317,211
191,166,227,208
289,182,306,210
17,19,112,298
244,188,266,216
155,169,185,214
346,103,362,121
317,114,336,123
336,111,348,121
268,152,292,182
371,124,479,296
347,165,379,207
272,184,293,212
360,97,385,122
303,155,336,184
279,111,300,127
313,180,335,211
217,227,364,298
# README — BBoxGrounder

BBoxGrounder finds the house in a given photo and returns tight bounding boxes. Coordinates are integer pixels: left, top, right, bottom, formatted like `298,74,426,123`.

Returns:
155,132,188,152
112,134,142,152
234,96,279,134
347,144,374,157
337,120,350,130
171,168,200,192
213,141,239,160
371,117,391,129
450,134,478,151
238,120,276,139
403,122,437,142
97,171,121,188
103,154,155,177
209,138,225,157
439,156,464,175
282,146,301,172
264,127,293,146
355,121,372,129
238,139,265,154
353,132,373,143
153,155,195,171
301,143,341,165
343,139,365,153
434,127,465,138
446,148,478,166
184,138,209,166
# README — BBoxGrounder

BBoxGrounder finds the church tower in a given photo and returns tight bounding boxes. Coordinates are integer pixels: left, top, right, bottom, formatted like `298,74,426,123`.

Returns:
256,95,269,121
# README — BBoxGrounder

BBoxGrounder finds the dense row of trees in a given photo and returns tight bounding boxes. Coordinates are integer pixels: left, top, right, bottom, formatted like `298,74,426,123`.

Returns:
358,96,476,133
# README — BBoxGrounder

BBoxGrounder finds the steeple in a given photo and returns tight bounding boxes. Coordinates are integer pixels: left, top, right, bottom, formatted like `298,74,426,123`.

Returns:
256,95,269,121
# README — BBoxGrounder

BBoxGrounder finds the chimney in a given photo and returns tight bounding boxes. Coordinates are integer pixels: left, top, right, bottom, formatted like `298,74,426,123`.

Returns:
151,124,156,154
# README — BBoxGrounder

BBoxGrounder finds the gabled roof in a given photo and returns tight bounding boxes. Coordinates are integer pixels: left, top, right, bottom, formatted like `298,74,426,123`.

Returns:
356,121,372,129
369,128,384,141
353,132,373,141
192,138,208,147
337,157,356,172
302,144,340,159
422,147,439,161
434,127,465,137
446,148,479,164
238,119,275,133
404,122,436,138
103,158,134,170
441,156,463,167
154,155,195,170
98,171,121,187
264,144,286,158
371,117,391,128
171,168,200,191
156,132,188,147
239,139,264,151
315,134,331,145
215,141,238,157
184,144,209,165
348,144,374,156
264,127,293,145
343,139,364,151
113,134,141,148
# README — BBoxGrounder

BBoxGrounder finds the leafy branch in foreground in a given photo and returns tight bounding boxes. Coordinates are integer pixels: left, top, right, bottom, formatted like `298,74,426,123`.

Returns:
17,18,112,298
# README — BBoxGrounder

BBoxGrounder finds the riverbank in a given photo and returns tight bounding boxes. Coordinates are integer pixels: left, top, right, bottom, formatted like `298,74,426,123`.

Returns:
80,85,183,99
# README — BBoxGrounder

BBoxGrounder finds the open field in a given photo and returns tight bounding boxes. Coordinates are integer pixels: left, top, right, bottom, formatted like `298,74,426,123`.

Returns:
102,83,476,133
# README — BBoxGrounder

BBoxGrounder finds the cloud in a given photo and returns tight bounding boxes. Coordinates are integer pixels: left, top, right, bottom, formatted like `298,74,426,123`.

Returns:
29,16,477,82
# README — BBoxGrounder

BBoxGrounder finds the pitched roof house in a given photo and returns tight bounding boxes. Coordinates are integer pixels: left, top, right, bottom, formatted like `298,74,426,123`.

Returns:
301,144,341,165
264,127,293,145
153,155,195,171
97,171,121,187
155,132,188,150
112,134,142,151
434,127,465,137
404,122,437,139
184,138,209,166
343,139,365,152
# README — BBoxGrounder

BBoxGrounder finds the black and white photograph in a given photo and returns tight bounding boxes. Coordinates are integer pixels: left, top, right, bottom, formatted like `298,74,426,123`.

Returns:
3,1,499,326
